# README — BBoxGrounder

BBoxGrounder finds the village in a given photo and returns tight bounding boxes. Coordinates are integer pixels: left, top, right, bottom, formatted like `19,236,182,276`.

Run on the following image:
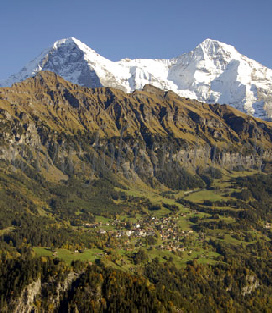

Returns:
83,212,197,254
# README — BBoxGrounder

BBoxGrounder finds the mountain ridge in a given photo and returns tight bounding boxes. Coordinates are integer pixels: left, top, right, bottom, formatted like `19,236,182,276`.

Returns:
1,38,272,120
1,71,272,151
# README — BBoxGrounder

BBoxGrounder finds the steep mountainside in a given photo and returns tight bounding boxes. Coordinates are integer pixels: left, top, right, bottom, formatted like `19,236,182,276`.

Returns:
1,38,272,119
1,71,272,187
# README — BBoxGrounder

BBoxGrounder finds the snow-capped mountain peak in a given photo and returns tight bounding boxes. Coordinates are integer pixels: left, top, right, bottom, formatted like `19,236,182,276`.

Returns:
52,37,78,48
168,39,272,118
1,37,272,119
198,38,236,53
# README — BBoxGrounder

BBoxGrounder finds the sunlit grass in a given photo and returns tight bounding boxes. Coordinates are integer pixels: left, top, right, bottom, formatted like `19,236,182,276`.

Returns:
185,189,224,203
33,247,103,264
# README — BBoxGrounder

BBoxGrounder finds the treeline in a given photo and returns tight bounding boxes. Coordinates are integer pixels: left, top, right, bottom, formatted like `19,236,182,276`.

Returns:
0,162,131,249
179,173,272,233
59,264,170,312
144,257,272,312
2,217,104,249
155,164,205,190
233,174,272,222
3,253,272,312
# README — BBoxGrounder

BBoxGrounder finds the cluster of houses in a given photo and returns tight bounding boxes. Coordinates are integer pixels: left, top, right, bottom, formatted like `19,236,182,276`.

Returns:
84,213,195,253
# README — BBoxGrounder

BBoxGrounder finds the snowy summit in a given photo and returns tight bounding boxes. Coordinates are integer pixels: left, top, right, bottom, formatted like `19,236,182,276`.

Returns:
1,37,272,119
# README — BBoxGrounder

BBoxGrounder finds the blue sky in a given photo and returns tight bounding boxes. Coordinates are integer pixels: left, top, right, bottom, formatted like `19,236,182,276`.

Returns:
0,0,271,80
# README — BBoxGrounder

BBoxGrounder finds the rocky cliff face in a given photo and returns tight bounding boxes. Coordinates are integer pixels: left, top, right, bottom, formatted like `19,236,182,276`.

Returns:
6,271,81,313
1,38,272,119
9,278,41,313
1,72,271,187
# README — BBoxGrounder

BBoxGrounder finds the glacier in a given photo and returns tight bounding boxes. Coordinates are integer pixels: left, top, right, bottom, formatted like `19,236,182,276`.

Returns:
1,37,272,119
